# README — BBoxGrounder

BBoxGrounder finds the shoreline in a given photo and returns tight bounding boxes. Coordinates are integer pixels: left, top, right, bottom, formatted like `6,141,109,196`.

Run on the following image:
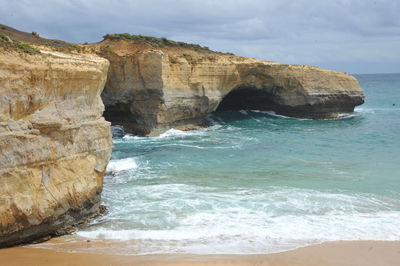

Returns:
0,240,399,265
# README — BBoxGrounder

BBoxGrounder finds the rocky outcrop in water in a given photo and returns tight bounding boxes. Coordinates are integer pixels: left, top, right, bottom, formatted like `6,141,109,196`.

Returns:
0,49,112,247
95,40,364,136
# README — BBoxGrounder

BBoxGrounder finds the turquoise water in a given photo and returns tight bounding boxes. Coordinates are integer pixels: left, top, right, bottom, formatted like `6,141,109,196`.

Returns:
77,74,400,254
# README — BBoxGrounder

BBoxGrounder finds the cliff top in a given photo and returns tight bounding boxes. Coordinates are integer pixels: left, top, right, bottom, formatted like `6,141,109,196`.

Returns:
0,24,330,72
0,24,78,49
93,37,280,67
102,33,225,53
93,33,239,59
0,24,235,57
0,24,83,54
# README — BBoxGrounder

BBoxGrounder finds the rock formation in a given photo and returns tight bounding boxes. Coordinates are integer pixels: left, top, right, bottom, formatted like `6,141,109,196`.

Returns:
95,39,364,136
0,48,112,247
0,26,364,247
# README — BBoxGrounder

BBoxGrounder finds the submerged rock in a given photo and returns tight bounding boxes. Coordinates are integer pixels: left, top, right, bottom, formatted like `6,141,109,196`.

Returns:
0,49,113,247
95,40,364,136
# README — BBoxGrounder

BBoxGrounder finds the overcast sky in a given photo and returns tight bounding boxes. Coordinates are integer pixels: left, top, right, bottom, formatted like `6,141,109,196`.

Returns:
1,0,399,73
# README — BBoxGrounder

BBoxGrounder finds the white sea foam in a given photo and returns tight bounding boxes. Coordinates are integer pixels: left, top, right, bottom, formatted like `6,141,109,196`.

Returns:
250,110,307,119
355,106,399,113
157,128,213,138
106,158,138,172
239,110,262,121
204,124,223,131
335,113,357,119
158,143,206,149
122,134,143,140
75,210,400,254
159,129,191,138
249,110,358,120
73,186,400,254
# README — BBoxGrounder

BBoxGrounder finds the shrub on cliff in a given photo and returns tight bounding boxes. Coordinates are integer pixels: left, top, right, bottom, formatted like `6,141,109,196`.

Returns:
15,41,40,54
103,45,114,53
103,33,168,48
0,32,11,42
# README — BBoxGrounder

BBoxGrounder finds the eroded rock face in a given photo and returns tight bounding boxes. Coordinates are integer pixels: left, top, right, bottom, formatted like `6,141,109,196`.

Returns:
97,41,364,136
0,49,112,247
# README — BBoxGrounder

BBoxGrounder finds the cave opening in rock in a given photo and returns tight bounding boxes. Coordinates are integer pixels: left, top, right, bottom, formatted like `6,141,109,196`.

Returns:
103,104,130,124
216,86,277,112
103,103,139,133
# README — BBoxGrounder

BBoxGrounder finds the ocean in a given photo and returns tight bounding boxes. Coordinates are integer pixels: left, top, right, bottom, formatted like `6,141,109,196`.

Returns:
41,74,400,254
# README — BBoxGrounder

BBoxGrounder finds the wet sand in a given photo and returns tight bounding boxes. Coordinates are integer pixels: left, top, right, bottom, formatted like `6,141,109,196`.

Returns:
0,240,399,266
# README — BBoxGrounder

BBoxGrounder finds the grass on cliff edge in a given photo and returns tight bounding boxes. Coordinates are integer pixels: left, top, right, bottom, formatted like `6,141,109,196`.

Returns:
0,24,80,51
0,32,40,54
103,33,234,55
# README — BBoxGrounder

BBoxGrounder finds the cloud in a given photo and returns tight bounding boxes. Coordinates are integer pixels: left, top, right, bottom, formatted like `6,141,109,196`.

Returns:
1,0,399,73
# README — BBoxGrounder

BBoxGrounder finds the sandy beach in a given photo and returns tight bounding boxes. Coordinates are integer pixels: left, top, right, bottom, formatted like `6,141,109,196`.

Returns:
0,240,399,266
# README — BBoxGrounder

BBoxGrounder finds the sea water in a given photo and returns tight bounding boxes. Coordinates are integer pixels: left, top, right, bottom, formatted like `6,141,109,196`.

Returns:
44,74,400,254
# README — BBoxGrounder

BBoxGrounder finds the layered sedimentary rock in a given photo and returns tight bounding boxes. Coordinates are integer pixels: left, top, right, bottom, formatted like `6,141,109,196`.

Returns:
97,40,364,136
0,49,112,247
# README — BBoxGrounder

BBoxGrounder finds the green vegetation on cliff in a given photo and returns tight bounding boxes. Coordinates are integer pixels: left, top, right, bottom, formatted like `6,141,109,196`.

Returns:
0,32,10,42
0,24,80,51
103,33,212,51
15,42,40,54
0,32,40,54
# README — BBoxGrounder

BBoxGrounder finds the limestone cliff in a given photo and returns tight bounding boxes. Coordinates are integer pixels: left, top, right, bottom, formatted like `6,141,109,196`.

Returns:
0,49,112,247
95,40,364,136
